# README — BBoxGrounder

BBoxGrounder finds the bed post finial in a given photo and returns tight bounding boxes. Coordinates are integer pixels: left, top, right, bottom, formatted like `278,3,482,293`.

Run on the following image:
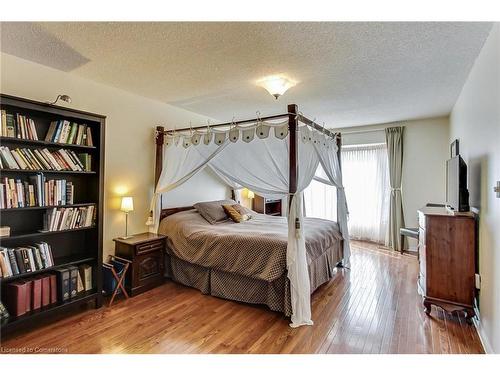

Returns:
155,126,165,186
288,104,298,210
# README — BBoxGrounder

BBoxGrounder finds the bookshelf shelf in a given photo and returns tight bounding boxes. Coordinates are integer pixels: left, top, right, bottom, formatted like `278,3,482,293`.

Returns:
0,93,104,335
0,136,97,150
1,254,96,282
0,203,96,212
0,225,97,242
1,290,98,334
0,168,96,174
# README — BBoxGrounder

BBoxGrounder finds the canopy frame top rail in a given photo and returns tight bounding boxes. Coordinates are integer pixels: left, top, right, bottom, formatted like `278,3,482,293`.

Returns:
158,109,338,139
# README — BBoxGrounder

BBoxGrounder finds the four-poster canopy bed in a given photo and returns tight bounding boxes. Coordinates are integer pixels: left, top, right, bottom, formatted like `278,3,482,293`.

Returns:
151,104,350,327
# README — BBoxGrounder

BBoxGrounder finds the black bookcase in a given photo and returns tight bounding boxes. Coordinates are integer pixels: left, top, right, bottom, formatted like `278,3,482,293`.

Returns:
0,94,105,335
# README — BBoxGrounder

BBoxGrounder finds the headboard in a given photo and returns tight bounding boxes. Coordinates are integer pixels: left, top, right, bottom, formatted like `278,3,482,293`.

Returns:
159,206,194,222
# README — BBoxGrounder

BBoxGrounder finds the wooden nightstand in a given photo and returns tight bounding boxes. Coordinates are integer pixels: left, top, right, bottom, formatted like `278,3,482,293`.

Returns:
113,232,166,296
253,195,282,216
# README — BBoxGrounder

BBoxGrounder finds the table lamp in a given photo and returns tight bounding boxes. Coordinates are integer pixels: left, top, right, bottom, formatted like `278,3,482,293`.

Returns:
120,196,134,239
247,190,255,199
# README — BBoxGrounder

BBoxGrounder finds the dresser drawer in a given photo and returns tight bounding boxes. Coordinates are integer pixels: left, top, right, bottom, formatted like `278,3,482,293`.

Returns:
136,240,164,255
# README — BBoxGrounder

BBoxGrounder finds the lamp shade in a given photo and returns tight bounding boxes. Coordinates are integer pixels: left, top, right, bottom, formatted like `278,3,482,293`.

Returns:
247,190,255,199
120,196,134,212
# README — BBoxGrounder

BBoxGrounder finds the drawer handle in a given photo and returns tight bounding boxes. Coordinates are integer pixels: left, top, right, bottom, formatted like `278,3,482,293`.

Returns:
138,242,162,251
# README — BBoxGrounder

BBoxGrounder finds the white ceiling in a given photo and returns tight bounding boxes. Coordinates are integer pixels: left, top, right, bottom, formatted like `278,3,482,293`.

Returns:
0,22,493,127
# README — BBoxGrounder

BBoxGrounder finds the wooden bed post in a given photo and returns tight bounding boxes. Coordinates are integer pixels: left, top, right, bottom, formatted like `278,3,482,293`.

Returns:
336,133,342,224
288,104,298,210
155,126,165,214
155,126,164,186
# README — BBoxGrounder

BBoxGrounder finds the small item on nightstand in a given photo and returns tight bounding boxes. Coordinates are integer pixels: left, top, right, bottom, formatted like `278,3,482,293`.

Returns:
120,196,134,239
0,226,11,237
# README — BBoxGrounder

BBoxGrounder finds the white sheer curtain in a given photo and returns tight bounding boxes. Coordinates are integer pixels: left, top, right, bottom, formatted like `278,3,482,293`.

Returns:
312,138,351,263
342,144,390,244
305,143,389,245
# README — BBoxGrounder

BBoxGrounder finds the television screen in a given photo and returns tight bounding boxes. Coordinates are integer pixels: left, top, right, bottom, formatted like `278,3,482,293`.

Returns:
446,155,469,211
446,156,459,210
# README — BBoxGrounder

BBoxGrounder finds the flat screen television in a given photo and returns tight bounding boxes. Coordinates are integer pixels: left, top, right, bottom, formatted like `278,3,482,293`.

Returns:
446,155,470,212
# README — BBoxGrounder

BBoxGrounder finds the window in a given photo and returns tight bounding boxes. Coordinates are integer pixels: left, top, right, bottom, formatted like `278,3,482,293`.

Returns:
304,143,390,244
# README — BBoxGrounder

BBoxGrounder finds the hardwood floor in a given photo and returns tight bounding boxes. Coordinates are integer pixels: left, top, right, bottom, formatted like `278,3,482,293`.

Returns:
0,241,484,354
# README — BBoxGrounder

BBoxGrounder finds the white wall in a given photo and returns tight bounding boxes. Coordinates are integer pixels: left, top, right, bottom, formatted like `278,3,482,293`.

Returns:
161,168,230,208
449,24,500,354
0,53,229,257
336,116,450,249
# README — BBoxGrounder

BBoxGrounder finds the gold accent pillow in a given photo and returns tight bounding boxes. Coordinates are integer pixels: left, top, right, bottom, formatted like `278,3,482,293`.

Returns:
223,204,251,223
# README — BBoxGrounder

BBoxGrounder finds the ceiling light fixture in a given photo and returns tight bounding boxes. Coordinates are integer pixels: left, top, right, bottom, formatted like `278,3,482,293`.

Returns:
257,75,297,100
47,94,72,105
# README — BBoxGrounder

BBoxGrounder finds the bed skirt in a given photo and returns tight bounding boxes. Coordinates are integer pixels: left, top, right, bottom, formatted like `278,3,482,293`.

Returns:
164,241,343,316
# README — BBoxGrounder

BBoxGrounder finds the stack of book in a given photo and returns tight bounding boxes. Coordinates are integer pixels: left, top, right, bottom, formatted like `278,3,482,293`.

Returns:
0,176,74,208
1,264,93,317
0,146,91,172
0,242,54,278
1,110,39,140
45,120,93,146
43,205,95,232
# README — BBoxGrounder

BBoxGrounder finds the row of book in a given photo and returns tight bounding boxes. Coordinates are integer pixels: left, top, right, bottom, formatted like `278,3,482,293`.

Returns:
0,176,74,209
43,206,95,232
0,146,92,172
1,264,93,317
0,111,39,140
45,120,94,146
0,242,54,278
0,110,95,147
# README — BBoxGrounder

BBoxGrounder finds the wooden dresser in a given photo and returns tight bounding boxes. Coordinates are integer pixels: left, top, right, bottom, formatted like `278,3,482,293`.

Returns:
417,207,476,322
113,232,166,296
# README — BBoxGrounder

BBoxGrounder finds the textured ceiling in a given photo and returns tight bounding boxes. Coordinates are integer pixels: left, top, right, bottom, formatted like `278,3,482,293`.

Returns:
0,22,493,127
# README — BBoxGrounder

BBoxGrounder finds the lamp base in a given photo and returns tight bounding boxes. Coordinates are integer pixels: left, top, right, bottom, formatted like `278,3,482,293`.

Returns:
119,235,134,240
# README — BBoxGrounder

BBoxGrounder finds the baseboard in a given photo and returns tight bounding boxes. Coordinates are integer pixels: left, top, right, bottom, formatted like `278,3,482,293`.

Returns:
473,309,495,354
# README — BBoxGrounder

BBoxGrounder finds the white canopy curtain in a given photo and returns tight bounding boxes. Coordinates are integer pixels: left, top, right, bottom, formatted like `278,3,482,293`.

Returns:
311,136,351,263
151,117,349,327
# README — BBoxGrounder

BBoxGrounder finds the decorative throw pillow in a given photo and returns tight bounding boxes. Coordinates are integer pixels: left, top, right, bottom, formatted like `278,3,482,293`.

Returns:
231,203,253,217
194,200,236,224
223,204,252,223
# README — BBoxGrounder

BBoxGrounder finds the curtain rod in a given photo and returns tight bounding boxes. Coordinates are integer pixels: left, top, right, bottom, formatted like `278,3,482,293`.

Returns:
331,127,386,135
